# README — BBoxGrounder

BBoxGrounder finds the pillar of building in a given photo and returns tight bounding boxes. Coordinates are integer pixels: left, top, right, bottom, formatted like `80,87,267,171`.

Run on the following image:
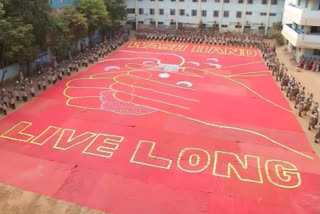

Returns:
134,0,138,30
265,0,272,35
176,0,179,30
155,0,159,28
241,0,248,33
218,0,223,32
197,0,201,25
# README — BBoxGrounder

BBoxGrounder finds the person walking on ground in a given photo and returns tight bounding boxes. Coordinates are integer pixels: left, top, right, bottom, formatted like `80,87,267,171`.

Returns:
309,111,319,130
315,128,320,143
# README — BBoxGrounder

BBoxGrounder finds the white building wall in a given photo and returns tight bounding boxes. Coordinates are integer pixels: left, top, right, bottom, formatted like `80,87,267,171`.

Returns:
157,1,174,25
282,0,320,61
125,0,285,34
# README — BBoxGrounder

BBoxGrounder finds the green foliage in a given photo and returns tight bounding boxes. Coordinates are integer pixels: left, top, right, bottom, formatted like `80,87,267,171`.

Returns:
78,0,111,38
272,22,283,31
0,16,38,67
63,5,88,41
272,31,285,46
3,0,52,50
0,0,51,68
8,18,38,64
48,17,72,61
47,5,88,60
271,22,284,46
105,0,127,27
0,0,123,68
0,0,4,17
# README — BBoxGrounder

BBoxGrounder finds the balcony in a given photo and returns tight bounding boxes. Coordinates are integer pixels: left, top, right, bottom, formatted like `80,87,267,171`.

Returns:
283,4,320,26
282,24,320,48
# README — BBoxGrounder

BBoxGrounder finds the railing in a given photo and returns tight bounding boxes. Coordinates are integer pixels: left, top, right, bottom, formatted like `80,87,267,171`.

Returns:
282,24,320,48
283,5,320,26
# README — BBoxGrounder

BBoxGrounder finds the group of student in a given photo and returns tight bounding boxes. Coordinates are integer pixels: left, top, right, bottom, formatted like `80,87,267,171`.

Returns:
136,27,264,48
137,26,320,143
0,28,129,116
260,40,320,143
0,74,36,114
298,56,320,72
1,27,319,143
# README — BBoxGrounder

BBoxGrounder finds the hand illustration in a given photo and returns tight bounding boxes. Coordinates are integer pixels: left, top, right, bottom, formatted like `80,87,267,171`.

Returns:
63,50,312,160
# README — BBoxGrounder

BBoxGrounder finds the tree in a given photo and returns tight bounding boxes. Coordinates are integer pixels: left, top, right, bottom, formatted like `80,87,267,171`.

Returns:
0,0,44,75
47,16,72,61
3,0,53,50
0,0,4,17
272,22,283,31
46,5,88,61
271,22,284,46
0,17,38,74
78,0,111,43
104,0,127,27
63,5,88,42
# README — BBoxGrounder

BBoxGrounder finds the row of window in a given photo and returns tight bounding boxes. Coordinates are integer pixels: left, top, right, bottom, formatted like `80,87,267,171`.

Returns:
143,0,278,4
127,8,277,17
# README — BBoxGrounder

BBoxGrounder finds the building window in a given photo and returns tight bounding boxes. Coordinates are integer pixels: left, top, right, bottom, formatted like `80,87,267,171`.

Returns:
193,0,198,2
192,10,197,16
202,10,207,17
238,0,243,3
270,13,276,16
313,49,320,56
246,11,252,15
158,22,164,25
305,0,309,8
180,9,185,16
150,9,155,15
170,9,176,15
127,8,135,14
260,12,267,16
180,0,184,2
139,8,144,15
213,10,219,17
159,9,164,15
236,11,242,18
262,0,267,4
271,0,277,4
138,21,144,24
223,11,229,17
171,0,176,1
202,0,207,2
247,0,253,4
150,0,155,1
215,0,220,2
224,0,230,3
310,26,320,34
222,24,228,28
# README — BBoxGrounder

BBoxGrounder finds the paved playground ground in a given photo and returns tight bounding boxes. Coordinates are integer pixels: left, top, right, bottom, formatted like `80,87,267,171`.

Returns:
0,41,319,214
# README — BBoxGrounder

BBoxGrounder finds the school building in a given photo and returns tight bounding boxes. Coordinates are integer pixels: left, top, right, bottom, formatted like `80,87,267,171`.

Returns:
49,0,77,9
125,0,285,35
47,0,320,61
282,0,320,61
